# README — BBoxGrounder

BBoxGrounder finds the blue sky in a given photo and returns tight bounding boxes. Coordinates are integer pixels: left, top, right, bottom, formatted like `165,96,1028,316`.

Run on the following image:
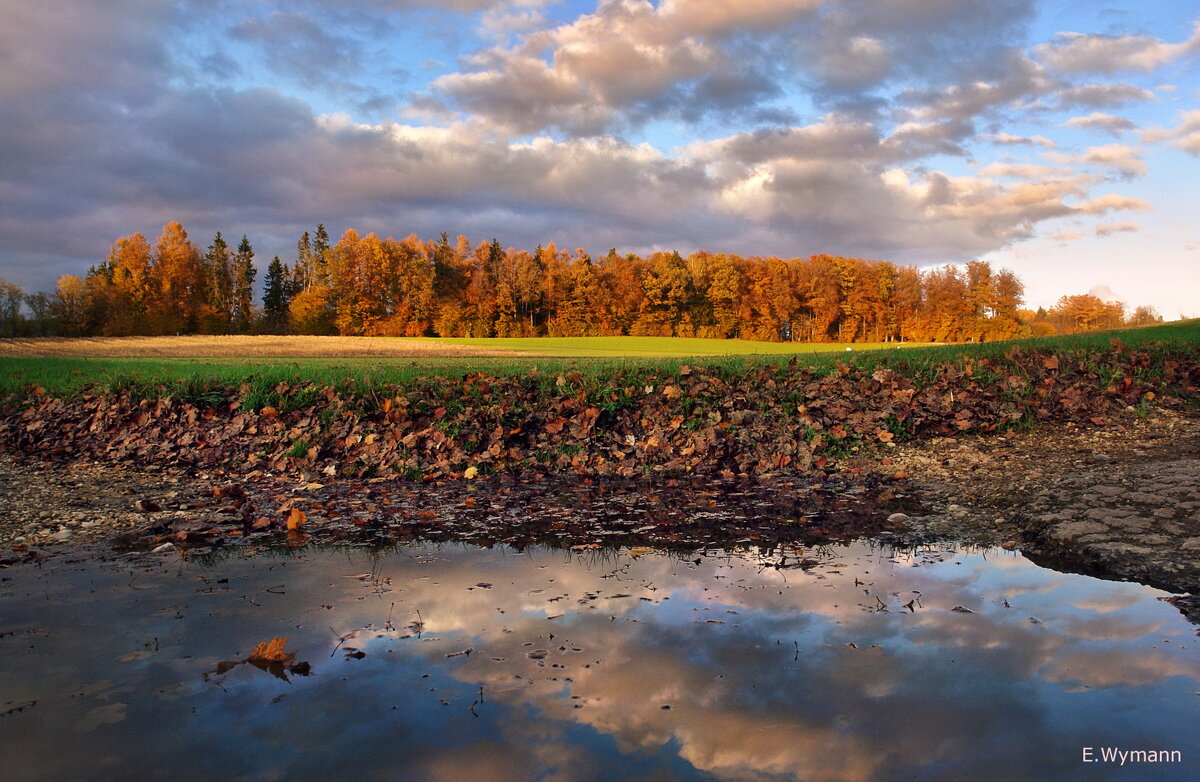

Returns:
1,0,1197,316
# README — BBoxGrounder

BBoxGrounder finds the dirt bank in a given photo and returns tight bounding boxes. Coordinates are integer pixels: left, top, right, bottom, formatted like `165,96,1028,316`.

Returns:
3,403,1198,601
863,402,1200,594
2,345,1198,598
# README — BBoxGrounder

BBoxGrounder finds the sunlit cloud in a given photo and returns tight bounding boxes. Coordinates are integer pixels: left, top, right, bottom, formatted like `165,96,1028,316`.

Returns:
1034,20,1200,74
1095,221,1140,237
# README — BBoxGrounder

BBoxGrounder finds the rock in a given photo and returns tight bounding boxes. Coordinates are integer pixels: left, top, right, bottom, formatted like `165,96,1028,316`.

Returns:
887,513,910,524
151,542,175,554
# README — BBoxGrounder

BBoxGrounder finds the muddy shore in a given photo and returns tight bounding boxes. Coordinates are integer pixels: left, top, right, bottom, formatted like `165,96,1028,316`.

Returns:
3,402,1197,604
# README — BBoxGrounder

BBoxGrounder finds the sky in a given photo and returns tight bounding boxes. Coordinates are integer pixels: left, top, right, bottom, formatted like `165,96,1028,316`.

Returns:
1,0,1198,317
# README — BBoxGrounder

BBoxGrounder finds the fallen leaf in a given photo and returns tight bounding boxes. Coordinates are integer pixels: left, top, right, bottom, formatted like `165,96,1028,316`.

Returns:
249,637,294,665
286,508,306,530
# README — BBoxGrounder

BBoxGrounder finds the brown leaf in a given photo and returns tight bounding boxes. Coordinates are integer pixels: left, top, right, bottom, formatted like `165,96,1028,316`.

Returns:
1042,356,1059,370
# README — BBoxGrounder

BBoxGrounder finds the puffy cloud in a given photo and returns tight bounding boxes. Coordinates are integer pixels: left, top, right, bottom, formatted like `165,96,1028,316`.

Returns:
424,0,816,135
1034,21,1200,74
899,52,1055,123
659,0,821,35
1061,112,1136,136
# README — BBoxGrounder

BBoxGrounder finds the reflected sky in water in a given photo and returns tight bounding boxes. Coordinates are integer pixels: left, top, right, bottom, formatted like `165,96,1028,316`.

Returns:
1,542,1197,781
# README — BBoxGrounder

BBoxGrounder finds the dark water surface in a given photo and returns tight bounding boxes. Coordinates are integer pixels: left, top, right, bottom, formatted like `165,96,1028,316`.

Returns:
1,541,1197,781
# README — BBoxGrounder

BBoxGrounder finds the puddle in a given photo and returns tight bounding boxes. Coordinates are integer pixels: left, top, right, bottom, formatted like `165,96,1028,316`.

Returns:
1,541,1198,781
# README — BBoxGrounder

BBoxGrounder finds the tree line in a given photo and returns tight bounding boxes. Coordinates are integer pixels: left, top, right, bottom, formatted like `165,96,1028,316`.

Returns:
0,221,1164,341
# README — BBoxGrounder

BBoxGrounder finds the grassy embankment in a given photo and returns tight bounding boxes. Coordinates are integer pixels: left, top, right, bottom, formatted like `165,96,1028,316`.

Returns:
1,322,1197,480
1,322,1196,400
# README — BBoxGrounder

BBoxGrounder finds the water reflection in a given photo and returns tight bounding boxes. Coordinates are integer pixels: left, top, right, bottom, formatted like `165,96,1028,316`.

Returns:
1,542,1197,781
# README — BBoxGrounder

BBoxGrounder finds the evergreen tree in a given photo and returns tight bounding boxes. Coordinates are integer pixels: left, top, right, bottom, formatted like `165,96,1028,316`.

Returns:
262,255,290,334
313,223,330,285
201,232,233,333
295,231,313,290
230,235,256,333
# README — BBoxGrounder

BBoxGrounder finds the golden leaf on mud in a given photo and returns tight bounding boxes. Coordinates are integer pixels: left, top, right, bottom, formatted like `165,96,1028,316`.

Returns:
286,508,306,530
261,406,278,418
877,430,895,443
464,465,479,479
663,385,682,399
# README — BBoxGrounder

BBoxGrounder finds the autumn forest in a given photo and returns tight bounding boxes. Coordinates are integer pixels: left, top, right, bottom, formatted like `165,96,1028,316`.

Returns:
0,221,1164,342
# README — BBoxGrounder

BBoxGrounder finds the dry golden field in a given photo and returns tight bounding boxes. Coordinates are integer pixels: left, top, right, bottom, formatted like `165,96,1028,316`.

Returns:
0,335,520,358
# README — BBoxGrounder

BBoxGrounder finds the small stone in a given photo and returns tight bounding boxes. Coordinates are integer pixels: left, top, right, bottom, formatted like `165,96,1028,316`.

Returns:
151,542,175,554
887,513,910,524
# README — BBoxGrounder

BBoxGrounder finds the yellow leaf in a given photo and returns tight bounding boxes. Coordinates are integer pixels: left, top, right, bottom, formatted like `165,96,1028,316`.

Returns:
286,508,307,530
464,465,479,479
248,637,294,665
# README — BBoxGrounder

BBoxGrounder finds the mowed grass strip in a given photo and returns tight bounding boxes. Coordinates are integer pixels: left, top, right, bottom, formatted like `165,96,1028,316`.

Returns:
1,321,1197,398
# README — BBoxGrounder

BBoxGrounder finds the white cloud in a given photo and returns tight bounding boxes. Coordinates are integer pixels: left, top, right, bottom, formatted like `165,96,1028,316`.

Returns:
1055,83,1156,108
1140,110,1200,154
984,133,1056,148
1074,193,1152,214
1034,21,1200,74
1061,112,1136,136
1049,144,1147,178
977,163,1065,179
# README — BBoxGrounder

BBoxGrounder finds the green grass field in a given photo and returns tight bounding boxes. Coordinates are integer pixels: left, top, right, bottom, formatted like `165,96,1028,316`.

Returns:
1,320,1197,397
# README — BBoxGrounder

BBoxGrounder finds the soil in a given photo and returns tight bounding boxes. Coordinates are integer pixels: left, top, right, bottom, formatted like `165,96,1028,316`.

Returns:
3,400,1198,603
860,400,1200,595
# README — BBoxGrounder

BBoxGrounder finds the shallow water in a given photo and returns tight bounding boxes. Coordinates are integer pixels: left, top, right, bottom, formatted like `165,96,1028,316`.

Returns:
1,541,1197,781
